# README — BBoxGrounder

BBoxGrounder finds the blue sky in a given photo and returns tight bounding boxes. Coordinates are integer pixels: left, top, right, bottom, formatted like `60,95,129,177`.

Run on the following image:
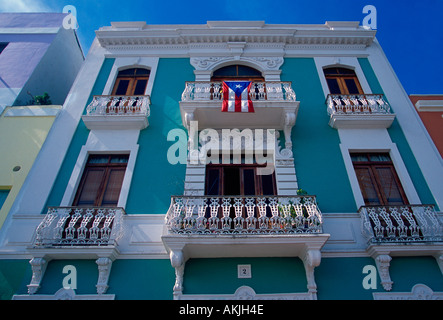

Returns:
0,0,441,94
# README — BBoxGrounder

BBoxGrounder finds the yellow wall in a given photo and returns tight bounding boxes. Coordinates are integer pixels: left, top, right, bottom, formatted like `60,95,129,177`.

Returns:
0,105,60,229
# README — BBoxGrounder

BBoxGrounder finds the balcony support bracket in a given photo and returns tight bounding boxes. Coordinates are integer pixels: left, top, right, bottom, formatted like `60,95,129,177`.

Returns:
27,257,47,295
170,249,185,300
301,249,322,297
96,257,113,295
374,254,393,291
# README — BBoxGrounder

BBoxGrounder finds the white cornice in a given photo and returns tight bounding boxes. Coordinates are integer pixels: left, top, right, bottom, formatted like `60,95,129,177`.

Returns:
95,21,376,51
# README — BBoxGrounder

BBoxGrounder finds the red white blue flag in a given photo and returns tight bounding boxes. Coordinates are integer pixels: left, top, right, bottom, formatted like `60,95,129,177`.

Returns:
222,81,254,113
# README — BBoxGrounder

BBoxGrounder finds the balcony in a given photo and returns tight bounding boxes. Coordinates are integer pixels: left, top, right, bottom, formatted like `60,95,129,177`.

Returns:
179,82,299,140
33,207,124,248
326,94,395,129
359,204,443,244
82,95,150,130
25,207,124,295
165,195,323,235
359,204,443,291
162,195,329,299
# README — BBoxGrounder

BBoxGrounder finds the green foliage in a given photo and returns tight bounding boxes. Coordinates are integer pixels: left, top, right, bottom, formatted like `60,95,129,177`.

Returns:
27,92,52,105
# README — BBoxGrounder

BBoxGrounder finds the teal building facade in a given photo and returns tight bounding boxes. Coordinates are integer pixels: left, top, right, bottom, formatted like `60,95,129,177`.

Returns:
1,21,442,300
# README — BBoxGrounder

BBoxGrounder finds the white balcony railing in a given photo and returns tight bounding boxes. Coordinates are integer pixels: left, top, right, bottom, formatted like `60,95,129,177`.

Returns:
85,95,150,116
165,195,323,235
326,94,391,115
181,82,296,102
33,207,124,247
82,95,151,130
359,205,443,243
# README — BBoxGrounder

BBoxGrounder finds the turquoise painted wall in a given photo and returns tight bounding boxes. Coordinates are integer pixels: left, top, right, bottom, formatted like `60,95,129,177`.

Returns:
358,58,436,207
316,256,443,299
2,256,442,299
19,259,175,299
125,58,193,214
183,257,307,295
281,58,357,213
0,260,30,300
45,58,192,215
107,259,175,299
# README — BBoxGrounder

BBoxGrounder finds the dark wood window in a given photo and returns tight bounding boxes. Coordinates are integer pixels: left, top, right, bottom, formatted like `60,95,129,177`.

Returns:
205,164,277,196
351,153,408,206
211,65,264,82
73,154,129,207
112,68,150,96
324,67,363,95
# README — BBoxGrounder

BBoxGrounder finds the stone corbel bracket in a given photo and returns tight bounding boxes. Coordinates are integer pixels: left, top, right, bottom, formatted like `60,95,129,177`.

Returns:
282,109,297,150
27,257,47,295
169,249,185,299
374,254,393,291
301,249,322,298
26,251,118,296
367,247,443,292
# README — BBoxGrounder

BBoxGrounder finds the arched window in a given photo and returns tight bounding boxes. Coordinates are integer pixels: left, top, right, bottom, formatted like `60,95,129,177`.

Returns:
112,68,150,96
211,65,264,81
323,67,363,95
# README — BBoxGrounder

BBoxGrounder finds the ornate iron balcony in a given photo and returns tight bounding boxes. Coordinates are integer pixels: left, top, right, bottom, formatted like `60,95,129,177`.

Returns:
181,81,296,102
165,195,323,235
85,95,150,115
83,95,151,130
326,94,395,129
326,94,391,115
33,207,125,247
359,204,443,244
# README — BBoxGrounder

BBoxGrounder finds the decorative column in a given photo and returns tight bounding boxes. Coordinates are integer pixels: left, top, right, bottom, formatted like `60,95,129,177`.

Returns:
27,257,47,295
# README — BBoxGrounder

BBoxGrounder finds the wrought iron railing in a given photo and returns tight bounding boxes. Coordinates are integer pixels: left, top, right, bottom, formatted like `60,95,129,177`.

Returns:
165,195,323,234
326,94,391,116
33,207,125,247
181,82,296,102
85,95,150,116
359,204,443,243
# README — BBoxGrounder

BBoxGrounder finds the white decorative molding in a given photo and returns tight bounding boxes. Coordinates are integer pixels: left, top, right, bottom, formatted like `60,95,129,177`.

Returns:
13,288,115,300
415,100,443,112
190,56,284,81
3,105,61,117
177,285,315,300
373,284,443,300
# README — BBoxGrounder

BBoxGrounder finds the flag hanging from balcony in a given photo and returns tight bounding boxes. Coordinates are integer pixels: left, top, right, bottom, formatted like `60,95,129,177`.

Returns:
222,81,254,113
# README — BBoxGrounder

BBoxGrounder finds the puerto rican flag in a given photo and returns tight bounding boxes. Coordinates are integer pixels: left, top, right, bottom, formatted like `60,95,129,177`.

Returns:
222,81,254,113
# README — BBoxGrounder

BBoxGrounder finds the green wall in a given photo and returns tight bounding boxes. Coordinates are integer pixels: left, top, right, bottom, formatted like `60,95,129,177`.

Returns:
281,58,357,213
183,257,307,295
125,58,193,214
44,58,193,215
0,260,30,300
316,256,443,300
3,256,441,300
